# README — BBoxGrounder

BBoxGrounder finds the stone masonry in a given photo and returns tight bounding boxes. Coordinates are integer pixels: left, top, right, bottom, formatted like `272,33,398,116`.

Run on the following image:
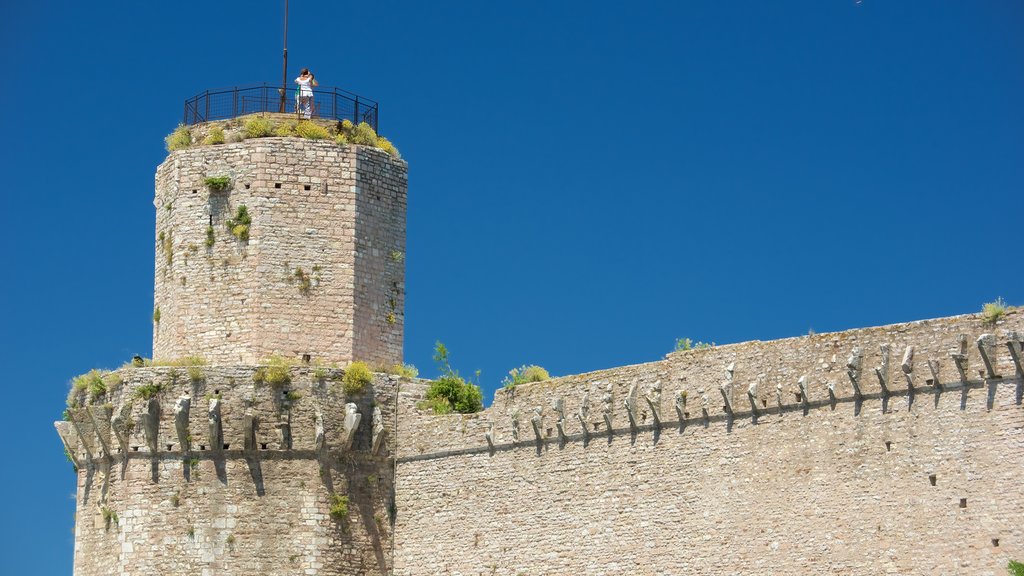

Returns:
393,311,1024,575
58,366,400,576
57,115,1024,576
153,136,406,367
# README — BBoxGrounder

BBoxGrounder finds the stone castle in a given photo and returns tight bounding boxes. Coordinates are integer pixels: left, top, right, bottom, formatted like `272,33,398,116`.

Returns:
56,104,1023,575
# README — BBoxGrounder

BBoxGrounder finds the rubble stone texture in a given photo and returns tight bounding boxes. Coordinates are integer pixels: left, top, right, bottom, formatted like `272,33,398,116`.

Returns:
152,137,406,366
60,128,1024,575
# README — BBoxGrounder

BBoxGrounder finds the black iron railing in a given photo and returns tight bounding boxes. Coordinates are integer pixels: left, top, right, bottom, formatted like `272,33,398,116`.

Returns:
183,83,379,131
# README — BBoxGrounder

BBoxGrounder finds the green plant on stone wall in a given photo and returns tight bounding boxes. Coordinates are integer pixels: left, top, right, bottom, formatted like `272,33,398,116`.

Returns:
982,297,1008,325
225,205,251,241
1009,560,1024,576
101,506,118,529
390,250,404,263
134,381,163,400
386,312,396,325
418,342,483,414
153,306,161,324
293,267,312,294
165,125,192,151
202,127,225,145
205,225,216,248
159,229,174,265
389,363,418,378
295,121,330,140
203,175,231,191
243,116,273,138
674,338,715,352
329,494,350,521
274,121,297,137
502,365,550,389
342,361,373,395
253,355,294,387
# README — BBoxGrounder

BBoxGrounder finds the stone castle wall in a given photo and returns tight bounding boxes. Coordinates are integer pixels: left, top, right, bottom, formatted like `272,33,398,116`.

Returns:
392,311,1024,575
153,138,406,366
57,365,405,576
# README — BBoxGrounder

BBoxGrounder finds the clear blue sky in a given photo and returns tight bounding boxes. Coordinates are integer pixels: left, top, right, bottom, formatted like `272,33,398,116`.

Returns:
1,1,1022,572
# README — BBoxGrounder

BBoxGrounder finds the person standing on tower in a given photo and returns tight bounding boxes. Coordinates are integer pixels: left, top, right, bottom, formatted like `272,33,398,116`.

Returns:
295,68,318,119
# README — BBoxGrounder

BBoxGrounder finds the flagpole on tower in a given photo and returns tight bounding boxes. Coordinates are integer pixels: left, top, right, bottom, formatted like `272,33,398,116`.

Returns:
279,0,289,112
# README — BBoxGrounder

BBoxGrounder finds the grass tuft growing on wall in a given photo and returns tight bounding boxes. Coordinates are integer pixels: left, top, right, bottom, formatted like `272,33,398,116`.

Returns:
253,355,294,387
502,365,550,389
242,116,273,138
295,121,330,140
202,127,225,145
981,297,1008,325
329,494,350,521
342,361,373,395
203,175,231,191
225,205,252,241
165,125,192,151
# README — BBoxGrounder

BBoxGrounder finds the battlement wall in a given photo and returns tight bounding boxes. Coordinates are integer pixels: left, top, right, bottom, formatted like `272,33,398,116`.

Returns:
153,138,406,366
57,365,408,576
393,311,1024,575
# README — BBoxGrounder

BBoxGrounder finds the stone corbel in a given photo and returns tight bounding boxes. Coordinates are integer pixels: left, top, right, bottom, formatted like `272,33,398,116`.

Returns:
950,334,969,383
510,409,521,443
341,403,361,451
243,413,258,452
142,398,161,454
874,344,891,395
1006,331,1024,377
111,405,132,455
797,375,810,409
600,382,614,435
551,397,567,443
67,412,95,462
529,406,544,446
847,347,864,398
54,421,81,466
485,422,495,451
674,390,687,422
901,346,915,390
719,363,735,414
977,334,999,379
174,396,191,453
314,406,326,454
644,380,662,430
927,359,942,388
623,382,640,431
208,398,223,453
371,406,385,454
86,406,113,461
576,391,590,442
747,382,759,416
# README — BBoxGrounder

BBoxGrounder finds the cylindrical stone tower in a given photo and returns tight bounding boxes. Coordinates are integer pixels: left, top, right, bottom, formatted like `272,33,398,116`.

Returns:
56,106,409,575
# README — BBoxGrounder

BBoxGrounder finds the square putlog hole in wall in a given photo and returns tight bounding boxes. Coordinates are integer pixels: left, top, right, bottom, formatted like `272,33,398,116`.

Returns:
929,474,937,486
885,441,892,452
304,185,311,191
992,538,999,547
959,498,967,509
274,183,282,189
